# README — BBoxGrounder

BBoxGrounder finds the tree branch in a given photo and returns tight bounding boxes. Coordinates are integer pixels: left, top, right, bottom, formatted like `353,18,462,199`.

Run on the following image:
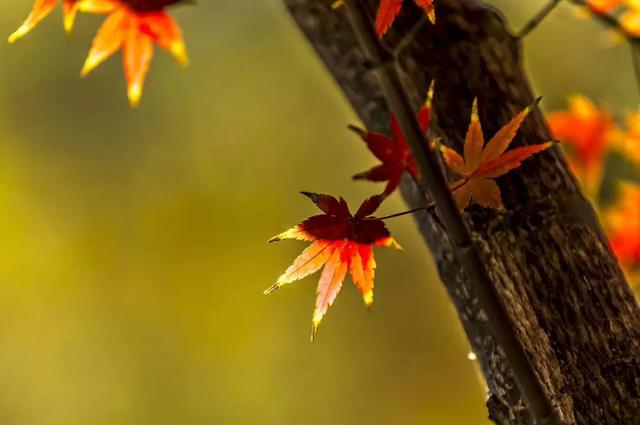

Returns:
343,1,558,423
282,0,640,423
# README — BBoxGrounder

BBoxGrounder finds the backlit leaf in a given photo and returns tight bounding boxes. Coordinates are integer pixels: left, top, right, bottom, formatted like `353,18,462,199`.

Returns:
440,98,554,211
375,0,435,38
267,193,400,339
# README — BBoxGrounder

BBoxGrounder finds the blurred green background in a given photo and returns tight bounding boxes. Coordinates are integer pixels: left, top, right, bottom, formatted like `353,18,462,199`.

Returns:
0,1,636,424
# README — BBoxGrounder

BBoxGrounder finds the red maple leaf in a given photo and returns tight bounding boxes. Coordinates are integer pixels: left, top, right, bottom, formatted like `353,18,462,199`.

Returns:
375,0,435,38
266,192,401,339
351,85,433,196
439,98,555,211
350,114,418,196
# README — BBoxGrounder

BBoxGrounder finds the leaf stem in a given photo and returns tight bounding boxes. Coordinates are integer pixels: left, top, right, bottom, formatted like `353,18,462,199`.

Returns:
343,1,560,423
374,177,470,221
374,206,430,220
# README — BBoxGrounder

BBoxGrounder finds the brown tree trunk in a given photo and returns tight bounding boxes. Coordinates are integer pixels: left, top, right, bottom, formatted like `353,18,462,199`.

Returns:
281,0,640,423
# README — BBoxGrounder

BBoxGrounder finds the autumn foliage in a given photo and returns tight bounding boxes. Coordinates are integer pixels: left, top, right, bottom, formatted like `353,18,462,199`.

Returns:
266,193,401,339
267,86,556,335
349,85,433,195
374,0,435,37
9,0,188,106
547,95,614,195
548,95,640,286
607,184,640,268
438,98,554,211
585,0,640,35
8,0,639,336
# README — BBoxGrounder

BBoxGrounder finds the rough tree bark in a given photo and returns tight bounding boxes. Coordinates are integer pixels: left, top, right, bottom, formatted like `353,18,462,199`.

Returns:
282,0,640,424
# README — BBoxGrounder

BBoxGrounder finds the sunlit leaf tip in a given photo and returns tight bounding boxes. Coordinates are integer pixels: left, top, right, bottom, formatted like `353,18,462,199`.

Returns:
418,81,435,135
426,80,435,108
9,0,58,43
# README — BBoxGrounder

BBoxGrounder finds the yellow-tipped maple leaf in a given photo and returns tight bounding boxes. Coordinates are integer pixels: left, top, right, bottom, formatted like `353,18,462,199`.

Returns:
438,98,555,211
266,192,401,339
81,0,189,107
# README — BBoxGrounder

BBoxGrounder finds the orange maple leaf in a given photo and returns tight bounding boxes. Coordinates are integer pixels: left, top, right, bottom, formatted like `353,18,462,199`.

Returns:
547,95,616,196
81,0,189,107
439,98,555,211
375,0,435,38
350,85,433,196
266,192,401,339
606,183,640,280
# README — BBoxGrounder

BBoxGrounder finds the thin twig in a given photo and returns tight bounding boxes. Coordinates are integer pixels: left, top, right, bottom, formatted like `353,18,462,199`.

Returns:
376,178,469,221
409,173,445,228
392,15,428,58
517,0,561,38
375,206,430,220
343,1,560,424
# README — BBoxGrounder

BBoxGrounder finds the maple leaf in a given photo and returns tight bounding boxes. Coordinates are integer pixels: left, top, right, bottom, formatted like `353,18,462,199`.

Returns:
438,98,555,211
375,0,435,38
351,84,433,196
80,0,189,107
606,183,640,274
547,94,616,196
350,114,418,196
266,192,401,339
